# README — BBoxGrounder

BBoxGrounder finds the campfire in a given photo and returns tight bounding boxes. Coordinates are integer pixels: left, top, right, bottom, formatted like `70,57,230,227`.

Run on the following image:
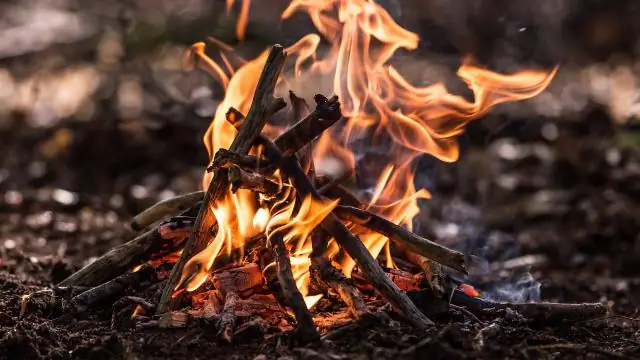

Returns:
51,0,606,345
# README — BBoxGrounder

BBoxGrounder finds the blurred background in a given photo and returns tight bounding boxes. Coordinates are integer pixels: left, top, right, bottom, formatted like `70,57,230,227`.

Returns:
0,0,638,310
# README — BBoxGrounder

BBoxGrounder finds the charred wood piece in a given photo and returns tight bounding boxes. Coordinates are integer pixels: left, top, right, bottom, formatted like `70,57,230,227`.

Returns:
72,266,157,312
208,149,274,173
212,263,264,296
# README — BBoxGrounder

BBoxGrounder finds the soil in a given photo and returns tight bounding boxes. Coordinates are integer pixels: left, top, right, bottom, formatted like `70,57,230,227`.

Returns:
1,1,640,359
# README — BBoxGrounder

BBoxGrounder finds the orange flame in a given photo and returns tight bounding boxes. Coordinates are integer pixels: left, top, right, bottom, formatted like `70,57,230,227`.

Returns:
265,194,339,308
226,0,251,41
177,0,557,301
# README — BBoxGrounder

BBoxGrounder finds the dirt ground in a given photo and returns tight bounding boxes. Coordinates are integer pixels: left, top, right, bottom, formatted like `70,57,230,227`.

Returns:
1,0,640,359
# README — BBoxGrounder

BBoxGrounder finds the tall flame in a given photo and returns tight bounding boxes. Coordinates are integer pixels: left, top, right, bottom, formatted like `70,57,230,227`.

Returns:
179,0,557,299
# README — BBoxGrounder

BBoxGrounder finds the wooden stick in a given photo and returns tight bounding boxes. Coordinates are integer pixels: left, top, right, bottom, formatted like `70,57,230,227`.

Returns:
272,94,342,157
288,91,314,175
261,140,434,330
72,266,157,312
332,206,467,274
58,217,194,287
316,171,353,195
310,262,369,319
451,289,608,322
319,184,363,208
228,164,282,197
270,233,319,343
229,93,341,157
207,149,273,173
156,45,287,315
508,302,608,322
130,191,203,231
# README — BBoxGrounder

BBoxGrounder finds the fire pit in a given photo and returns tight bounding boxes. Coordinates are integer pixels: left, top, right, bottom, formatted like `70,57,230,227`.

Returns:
48,0,606,346
7,0,640,359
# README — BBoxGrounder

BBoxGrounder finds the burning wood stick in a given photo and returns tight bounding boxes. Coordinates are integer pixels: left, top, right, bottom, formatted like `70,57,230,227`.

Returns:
228,164,282,197
212,263,264,296
272,94,342,157
156,44,287,315
130,191,203,231
403,250,445,295
59,217,194,287
270,233,319,342
261,139,435,330
227,93,343,158
332,206,467,274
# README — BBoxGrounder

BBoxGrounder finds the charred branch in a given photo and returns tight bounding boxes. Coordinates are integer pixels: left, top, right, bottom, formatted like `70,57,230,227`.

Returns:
228,164,282,197
332,206,467,274
272,94,342,157
270,233,319,343
58,217,194,287
451,289,608,322
157,45,287,315
208,149,274,173
72,266,157,312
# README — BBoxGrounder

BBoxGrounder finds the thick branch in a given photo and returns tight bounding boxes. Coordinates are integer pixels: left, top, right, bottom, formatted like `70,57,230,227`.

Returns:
156,45,287,315
58,217,194,287
72,266,157,312
451,288,608,322
333,206,467,274
270,234,319,343
228,164,282,197
273,94,342,157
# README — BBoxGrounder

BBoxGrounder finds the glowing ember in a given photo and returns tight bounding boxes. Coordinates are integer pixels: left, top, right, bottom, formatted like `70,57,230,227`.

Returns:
459,283,481,298
175,0,557,307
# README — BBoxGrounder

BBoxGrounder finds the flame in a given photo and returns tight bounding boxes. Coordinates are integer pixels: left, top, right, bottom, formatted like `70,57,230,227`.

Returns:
226,0,251,41
176,0,557,306
266,194,340,309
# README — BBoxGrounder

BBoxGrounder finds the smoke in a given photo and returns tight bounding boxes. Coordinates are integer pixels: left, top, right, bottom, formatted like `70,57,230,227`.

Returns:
482,272,541,303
